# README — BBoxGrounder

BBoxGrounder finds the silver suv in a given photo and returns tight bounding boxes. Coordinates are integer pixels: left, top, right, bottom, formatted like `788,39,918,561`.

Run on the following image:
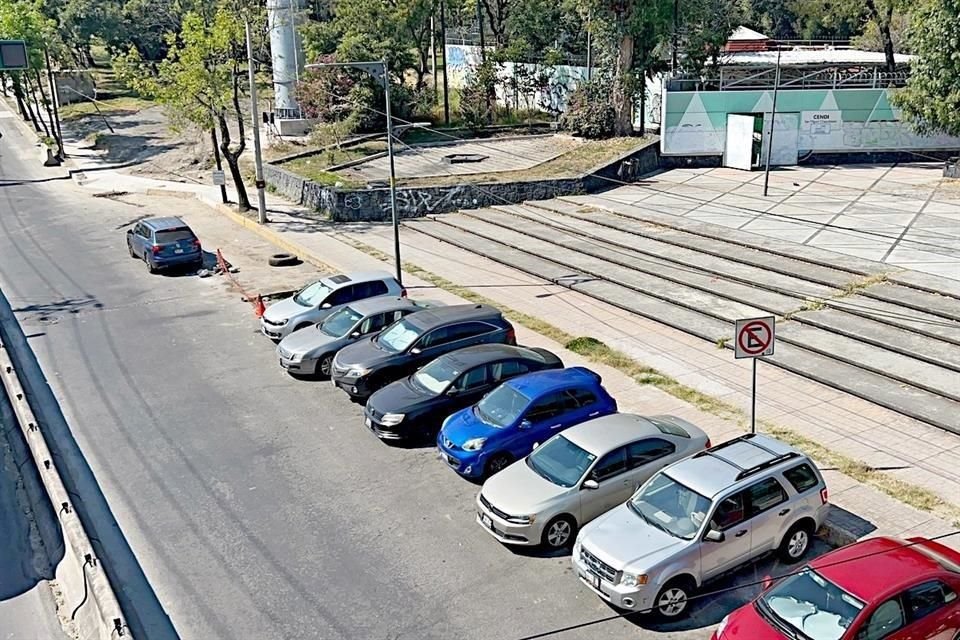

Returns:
572,433,830,619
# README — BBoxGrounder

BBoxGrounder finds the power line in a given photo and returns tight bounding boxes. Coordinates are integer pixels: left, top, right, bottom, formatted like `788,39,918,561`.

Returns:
514,530,960,639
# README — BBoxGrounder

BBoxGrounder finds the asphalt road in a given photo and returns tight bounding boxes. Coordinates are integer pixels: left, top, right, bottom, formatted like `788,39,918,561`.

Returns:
0,114,824,640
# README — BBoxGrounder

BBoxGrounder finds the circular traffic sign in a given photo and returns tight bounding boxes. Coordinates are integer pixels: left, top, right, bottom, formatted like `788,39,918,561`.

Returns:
738,320,773,355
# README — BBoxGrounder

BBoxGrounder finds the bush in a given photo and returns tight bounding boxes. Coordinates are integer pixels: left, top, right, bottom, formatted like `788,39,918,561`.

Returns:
458,59,498,130
560,78,616,139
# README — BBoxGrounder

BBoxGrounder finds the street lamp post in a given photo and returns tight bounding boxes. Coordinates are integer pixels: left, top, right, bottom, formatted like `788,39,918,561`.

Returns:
762,44,783,198
305,60,402,284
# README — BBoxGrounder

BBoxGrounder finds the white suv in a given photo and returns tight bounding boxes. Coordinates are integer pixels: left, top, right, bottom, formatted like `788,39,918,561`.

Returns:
572,434,830,619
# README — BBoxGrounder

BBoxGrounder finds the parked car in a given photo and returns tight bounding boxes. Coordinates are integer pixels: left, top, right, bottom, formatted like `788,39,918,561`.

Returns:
437,367,617,480
126,217,202,273
476,414,709,550
364,344,563,442
713,536,960,640
573,433,830,619
260,271,404,341
330,304,516,401
276,297,425,377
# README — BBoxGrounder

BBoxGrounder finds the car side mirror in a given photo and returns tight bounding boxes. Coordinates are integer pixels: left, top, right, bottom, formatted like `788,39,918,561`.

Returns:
519,419,532,430
582,479,599,491
946,590,958,604
705,529,725,543
351,331,361,338
321,303,332,309
126,229,133,235
446,387,460,397
410,347,422,355
531,442,539,450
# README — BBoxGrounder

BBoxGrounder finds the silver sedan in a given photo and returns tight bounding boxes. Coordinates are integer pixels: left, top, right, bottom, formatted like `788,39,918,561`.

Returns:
476,414,709,550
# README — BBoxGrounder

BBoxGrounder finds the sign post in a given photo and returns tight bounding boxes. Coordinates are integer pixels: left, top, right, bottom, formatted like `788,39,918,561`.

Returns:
734,316,776,433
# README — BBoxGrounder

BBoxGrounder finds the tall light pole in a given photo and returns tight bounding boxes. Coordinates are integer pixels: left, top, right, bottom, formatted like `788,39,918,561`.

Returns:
246,20,268,224
762,43,783,198
305,60,402,284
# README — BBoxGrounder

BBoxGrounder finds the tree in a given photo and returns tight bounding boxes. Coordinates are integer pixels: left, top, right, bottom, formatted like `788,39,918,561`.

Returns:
577,0,672,136
862,0,901,71
892,0,960,137
116,5,258,210
679,0,744,75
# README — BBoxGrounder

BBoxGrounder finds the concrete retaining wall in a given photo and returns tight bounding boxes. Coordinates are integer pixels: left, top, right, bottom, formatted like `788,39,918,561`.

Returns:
945,158,960,179
266,138,661,222
0,331,131,639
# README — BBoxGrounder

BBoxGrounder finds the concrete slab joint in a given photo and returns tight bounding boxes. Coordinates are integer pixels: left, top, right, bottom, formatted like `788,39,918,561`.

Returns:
0,342,132,640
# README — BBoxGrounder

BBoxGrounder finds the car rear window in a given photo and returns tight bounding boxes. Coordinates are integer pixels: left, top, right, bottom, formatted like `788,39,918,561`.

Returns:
783,463,820,493
649,417,691,438
155,229,195,244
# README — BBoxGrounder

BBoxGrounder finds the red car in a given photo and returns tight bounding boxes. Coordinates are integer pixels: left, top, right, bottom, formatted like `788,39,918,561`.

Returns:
712,536,960,640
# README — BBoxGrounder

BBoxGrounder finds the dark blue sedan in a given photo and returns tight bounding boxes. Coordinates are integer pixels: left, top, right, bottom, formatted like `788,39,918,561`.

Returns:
437,367,617,479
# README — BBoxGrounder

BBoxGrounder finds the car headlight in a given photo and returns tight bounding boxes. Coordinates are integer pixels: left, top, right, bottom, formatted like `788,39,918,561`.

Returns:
506,514,536,524
716,614,729,639
347,367,372,377
381,413,405,426
620,572,648,588
288,352,303,363
462,437,487,451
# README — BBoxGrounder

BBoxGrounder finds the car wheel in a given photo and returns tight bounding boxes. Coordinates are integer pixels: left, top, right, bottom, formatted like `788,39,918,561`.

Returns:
127,241,137,258
778,522,813,563
144,253,157,274
653,577,695,619
318,354,333,378
541,515,577,550
485,453,512,478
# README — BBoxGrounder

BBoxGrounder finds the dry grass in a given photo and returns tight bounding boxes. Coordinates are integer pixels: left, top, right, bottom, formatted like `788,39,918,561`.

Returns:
59,96,153,121
396,137,648,188
282,144,386,188
341,235,959,523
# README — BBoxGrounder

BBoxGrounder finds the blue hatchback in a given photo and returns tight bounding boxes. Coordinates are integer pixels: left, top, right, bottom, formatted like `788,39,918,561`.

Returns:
126,217,203,273
437,367,617,479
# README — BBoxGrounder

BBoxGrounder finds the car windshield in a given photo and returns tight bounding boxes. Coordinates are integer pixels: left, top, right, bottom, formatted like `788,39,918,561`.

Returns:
320,306,362,338
155,229,194,244
526,435,596,488
628,473,710,540
377,318,420,353
757,568,864,640
294,281,332,307
475,384,529,428
412,357,462,395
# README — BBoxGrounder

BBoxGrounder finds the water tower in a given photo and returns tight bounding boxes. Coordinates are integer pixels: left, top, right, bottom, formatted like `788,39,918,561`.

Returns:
267,0,310,135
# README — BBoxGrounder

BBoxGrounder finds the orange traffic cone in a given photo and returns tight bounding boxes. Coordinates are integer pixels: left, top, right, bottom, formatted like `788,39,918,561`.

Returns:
254,294,266,318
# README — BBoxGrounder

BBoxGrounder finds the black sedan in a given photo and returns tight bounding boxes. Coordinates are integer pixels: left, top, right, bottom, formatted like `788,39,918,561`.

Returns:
363,344,563,443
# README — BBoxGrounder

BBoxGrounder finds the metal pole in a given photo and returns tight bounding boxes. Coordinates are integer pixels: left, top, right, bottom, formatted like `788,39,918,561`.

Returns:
288,0,303,119
762,44,782,197
246,20,268,224
672,0,679,73
440,0,450,125
751,358,758,434
476,0,486,61
430,16,437,96
44,49,65,160
382,62,402,284
586,12,592,81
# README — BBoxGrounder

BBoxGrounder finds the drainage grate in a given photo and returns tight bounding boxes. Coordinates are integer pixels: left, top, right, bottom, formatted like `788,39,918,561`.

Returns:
443,153,488,164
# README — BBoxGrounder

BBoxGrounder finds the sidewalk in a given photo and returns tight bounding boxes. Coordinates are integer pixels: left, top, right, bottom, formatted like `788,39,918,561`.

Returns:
50,126,960,550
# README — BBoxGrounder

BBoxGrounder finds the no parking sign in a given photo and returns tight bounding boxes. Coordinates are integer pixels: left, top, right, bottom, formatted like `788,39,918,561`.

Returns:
735,316,776,359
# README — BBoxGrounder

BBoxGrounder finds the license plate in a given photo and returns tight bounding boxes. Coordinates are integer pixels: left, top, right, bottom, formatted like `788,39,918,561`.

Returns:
591,574,601,590
481,513,493,529
174,248,184,254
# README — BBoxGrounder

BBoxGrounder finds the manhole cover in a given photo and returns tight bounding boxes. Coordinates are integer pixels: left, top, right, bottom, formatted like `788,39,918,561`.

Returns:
443,153,488,164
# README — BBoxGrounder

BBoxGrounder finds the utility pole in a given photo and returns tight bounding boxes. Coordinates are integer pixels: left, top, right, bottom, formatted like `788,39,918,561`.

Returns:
672,0,679,73
245,20,268,224
43,49,64,160
476,0,486,62
762,44,783,198
305,60,402,284
430,15,437,97
440,0,450,124
586,12,592,81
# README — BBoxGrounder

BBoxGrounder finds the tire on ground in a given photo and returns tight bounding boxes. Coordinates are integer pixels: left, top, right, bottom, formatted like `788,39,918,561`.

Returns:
268,253,300,267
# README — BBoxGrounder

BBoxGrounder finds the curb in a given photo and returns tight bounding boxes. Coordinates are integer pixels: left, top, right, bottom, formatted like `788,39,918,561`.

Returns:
0,337,131,640
206,197,333,272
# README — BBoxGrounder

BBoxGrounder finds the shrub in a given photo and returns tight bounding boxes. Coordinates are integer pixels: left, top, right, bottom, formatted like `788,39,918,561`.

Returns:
458,59,498,130
560,77,616,139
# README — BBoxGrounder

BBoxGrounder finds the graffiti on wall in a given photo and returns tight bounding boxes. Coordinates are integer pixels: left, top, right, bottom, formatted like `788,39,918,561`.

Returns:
380,185,474,218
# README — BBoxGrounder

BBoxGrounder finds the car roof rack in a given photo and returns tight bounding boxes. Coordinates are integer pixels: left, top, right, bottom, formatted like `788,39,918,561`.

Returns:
692,434,800,481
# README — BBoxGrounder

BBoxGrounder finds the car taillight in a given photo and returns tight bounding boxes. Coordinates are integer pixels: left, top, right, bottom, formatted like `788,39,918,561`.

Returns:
192,239,201,250
400,288,407,298
820,488,829,504
705,439,712,449
151,245,161,255
506,327,516,345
